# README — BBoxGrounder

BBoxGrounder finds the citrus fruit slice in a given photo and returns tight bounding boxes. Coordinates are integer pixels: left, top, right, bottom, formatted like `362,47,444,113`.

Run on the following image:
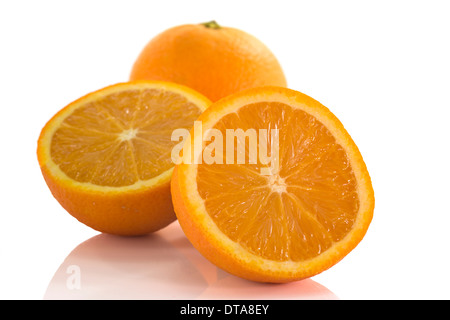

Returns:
171,86,374,282
130,21,287,102
38,81,210,236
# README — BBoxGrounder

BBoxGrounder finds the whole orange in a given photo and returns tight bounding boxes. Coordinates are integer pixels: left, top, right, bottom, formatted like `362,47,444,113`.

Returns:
130,21,287,102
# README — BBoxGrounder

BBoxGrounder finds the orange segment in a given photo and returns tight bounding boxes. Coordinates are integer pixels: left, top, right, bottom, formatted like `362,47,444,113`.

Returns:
38,81,211,235
171,86,374,282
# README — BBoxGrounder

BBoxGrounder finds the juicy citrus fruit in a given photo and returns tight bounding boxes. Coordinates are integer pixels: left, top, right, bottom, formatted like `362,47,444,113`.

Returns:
130,21,287,102
38,81,210,236
171,86,374,282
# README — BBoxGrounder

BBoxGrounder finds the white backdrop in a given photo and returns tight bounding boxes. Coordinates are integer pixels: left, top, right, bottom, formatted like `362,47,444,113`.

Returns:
1,0,449,299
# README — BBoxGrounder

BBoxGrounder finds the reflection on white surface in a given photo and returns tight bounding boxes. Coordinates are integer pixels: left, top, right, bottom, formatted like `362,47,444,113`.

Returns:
44,222,337,300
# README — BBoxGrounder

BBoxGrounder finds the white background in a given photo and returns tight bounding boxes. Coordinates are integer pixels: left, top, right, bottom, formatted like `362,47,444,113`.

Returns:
1,0,449,300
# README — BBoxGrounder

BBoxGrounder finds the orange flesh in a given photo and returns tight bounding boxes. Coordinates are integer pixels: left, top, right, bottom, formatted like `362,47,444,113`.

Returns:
196,102,359,262
51,89,202,187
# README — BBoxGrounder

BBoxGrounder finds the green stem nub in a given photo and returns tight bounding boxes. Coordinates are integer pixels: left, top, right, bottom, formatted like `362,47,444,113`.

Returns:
201,20,221,29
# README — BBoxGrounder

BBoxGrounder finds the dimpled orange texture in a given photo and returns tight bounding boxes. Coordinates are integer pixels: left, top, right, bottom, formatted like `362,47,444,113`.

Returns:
130,21,287,102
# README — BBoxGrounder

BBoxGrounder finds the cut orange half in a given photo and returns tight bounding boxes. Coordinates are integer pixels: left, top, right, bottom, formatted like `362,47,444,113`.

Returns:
171,86,374,282
38,81,210,236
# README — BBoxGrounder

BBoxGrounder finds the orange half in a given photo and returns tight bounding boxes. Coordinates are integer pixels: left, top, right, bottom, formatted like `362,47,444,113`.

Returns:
38,81,210,235
171,86,374,282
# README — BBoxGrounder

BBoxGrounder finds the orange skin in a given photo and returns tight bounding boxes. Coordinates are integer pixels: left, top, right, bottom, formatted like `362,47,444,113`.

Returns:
39,165,175,236
130,21,287,102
